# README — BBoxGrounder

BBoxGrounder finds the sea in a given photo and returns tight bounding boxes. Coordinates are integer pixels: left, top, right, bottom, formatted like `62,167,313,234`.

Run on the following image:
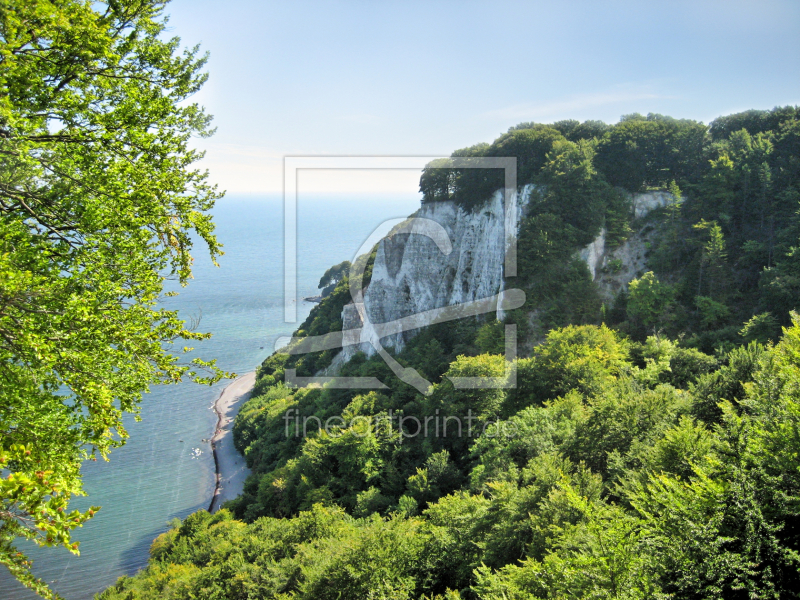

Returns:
1,194,421,600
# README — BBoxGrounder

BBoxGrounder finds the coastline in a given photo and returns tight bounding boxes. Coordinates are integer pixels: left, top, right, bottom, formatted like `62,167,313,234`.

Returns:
208,371,256,512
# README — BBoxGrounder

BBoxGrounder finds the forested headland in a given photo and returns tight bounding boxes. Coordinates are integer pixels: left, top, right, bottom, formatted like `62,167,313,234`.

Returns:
98,107,800,600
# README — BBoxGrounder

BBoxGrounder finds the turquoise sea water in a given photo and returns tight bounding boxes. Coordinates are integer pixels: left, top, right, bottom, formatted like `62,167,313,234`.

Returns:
1,194,421,600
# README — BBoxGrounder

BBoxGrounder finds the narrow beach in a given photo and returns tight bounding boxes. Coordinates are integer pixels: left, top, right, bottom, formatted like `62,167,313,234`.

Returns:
209,371,256,512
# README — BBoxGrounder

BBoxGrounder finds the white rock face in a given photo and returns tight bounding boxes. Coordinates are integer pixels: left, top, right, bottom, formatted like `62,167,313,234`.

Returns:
337,187,678,362
578,191,681,301
590,231,653,302
339,186,534,360
633,191,676,219
578,228,607,281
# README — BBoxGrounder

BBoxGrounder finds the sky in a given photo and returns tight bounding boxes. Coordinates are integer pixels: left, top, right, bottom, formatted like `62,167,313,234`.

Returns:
165,0,800,195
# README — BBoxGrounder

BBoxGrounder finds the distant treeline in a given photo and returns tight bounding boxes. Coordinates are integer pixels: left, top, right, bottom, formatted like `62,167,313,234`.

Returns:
420,106,800,210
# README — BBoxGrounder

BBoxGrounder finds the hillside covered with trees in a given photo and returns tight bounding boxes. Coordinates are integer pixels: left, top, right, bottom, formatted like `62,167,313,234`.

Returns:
99,107,800,600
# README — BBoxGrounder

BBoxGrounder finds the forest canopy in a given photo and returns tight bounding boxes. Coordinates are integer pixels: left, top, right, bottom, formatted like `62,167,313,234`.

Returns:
96,105,800,600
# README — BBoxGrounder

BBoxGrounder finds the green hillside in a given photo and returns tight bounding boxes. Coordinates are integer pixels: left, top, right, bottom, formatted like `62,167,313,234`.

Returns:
99,107,800,600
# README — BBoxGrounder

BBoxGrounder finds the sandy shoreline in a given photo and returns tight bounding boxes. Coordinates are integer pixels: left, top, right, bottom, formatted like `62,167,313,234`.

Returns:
208,371,256,512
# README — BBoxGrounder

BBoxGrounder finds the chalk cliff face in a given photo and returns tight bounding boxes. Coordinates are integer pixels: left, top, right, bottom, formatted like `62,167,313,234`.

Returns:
337,187,676,362
338,186,531,361
578,191,680,302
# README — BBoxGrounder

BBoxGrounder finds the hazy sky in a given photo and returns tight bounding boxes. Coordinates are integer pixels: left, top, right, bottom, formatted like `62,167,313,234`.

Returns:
166,0,800,195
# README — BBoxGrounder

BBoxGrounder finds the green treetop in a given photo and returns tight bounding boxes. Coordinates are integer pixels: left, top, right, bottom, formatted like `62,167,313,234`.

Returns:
0,1,228,596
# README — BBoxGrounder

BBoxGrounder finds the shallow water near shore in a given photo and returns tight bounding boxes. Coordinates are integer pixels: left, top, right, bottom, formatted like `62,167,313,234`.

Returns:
1,193,420,600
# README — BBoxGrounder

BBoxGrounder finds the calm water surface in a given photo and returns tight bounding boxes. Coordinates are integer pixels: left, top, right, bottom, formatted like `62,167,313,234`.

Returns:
1,194,420,599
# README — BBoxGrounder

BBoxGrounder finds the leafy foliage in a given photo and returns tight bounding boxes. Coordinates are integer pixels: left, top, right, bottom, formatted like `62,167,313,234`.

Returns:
100,310,800,600
0,1,227,594
317,260,350,296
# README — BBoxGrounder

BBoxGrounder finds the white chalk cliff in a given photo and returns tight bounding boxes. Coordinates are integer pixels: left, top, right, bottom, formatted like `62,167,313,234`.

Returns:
336,187,677,363
579,191,680,301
